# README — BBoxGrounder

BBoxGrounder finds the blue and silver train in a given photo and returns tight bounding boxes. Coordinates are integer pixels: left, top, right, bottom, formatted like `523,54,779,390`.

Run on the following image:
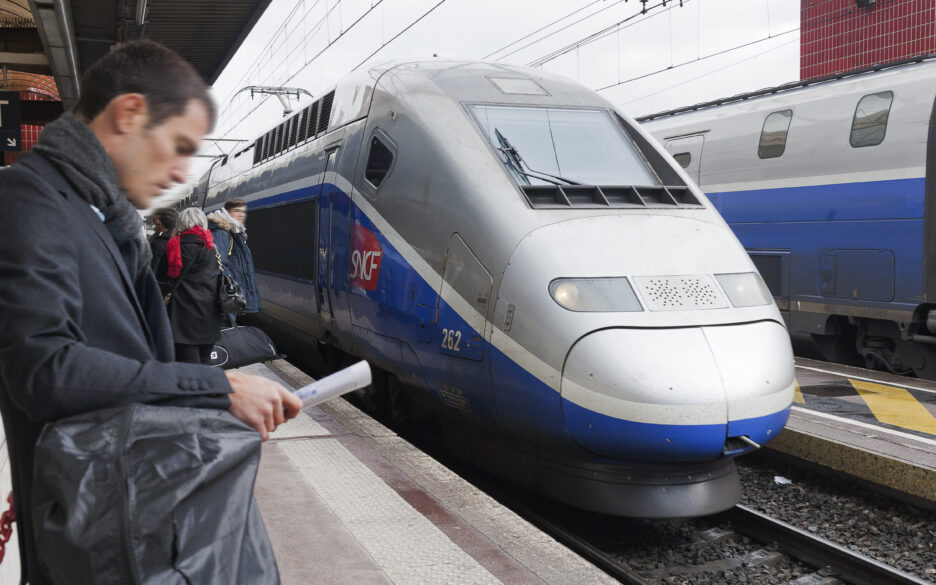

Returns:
641,56,936,378
183,61,795,517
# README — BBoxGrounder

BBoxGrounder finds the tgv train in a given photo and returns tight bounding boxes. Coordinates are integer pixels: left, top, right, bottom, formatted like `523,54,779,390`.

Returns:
184,60,794,517
641,56,936,378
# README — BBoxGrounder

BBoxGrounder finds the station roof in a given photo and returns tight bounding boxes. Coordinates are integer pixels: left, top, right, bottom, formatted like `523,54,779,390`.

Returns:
26,0,271,110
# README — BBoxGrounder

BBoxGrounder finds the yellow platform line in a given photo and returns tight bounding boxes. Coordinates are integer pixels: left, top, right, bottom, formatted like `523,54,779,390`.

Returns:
849,379,936,436
794,380,805,404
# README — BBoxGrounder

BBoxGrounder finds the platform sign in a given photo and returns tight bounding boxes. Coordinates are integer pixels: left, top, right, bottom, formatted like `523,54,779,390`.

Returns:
0,91,22,151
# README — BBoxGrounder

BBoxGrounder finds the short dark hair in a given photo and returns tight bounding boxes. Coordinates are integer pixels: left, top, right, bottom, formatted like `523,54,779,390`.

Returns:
152,207,180,232
75,40,216,130
224,199,247,211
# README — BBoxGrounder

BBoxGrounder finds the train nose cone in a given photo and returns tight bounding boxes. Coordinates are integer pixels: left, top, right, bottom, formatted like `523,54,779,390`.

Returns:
560,321,794,461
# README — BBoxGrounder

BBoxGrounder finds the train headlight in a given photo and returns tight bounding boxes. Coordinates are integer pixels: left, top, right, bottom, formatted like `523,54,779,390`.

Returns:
716,272,773,307
549,278,643,312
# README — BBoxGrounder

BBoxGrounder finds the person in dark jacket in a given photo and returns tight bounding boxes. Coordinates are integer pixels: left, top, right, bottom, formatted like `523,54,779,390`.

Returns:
0,40,301,585
149,207,179,274
157,207,223,364
208,199,261,324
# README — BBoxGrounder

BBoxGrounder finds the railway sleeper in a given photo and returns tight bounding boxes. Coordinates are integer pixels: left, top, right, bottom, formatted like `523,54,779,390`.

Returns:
789,569,843,585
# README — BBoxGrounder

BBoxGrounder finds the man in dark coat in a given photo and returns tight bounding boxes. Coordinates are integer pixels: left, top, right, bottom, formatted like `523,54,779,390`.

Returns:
149,207,179,276
0,40,301,585
208,199,262,322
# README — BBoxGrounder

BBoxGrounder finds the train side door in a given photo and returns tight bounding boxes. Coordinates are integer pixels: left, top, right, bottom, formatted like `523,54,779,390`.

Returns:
664,135,705,186
316,149,339,319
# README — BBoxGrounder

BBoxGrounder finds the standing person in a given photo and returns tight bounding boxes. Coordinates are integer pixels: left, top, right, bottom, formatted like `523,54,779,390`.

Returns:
0,40,301,585
158,207,223,364
149,207,180,275
208,199,261,325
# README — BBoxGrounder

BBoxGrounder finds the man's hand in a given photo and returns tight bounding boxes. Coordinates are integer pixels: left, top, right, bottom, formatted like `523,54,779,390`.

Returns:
225,371,303,440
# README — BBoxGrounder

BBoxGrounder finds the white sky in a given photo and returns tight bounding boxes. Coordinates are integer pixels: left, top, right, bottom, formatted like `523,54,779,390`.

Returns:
156,0,799,206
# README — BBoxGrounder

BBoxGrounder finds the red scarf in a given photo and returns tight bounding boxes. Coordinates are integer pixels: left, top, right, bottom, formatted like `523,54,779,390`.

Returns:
166,226,214,278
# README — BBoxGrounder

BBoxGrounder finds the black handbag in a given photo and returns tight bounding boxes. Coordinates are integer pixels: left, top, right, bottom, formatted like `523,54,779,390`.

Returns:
208,325,283,369
215,248,247,314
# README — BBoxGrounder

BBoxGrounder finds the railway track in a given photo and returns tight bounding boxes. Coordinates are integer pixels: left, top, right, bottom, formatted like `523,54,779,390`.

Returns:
722,505,932,585
501,496,933,585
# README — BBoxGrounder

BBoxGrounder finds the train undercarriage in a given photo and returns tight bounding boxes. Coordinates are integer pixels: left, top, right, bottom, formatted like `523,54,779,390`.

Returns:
809,313,936,380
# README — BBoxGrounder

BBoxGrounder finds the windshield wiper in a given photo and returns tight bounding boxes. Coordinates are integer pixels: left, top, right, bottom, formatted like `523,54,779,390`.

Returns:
493,128,581,186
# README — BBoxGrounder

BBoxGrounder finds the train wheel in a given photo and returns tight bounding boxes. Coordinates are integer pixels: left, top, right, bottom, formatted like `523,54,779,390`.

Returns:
810,322,862,367
357,368,390,416
387,376,415,427
895,338,936,380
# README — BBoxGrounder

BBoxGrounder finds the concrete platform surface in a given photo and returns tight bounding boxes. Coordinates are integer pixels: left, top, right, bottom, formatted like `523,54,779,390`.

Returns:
252,359,617,585
767,358,936,506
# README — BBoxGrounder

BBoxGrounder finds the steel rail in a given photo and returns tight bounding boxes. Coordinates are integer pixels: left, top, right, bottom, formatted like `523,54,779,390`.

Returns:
723,505,933,585
505,500,650,585
451,470,650,585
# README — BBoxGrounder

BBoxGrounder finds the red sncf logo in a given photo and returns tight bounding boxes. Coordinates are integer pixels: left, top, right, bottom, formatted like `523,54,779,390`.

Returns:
350,224,383,291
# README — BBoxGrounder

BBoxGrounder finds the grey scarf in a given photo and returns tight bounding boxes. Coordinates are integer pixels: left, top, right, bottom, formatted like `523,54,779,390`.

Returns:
32,112,151,280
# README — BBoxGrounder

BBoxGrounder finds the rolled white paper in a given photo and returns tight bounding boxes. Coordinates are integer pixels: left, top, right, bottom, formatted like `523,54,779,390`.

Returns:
293,361,372,408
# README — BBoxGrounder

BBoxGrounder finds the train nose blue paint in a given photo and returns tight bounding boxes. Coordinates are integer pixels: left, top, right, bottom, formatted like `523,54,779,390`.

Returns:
560,322,795,462
561,327,730,461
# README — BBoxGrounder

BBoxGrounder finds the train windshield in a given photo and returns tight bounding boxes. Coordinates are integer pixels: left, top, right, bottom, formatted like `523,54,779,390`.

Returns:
469,105,660,187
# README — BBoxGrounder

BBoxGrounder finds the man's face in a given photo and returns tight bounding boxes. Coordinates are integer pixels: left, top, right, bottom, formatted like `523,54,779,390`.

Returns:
153,217,164,233
113,99,210,209
229,206,247,225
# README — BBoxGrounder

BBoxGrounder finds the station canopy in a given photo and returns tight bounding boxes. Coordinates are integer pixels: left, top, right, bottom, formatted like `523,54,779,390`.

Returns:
25,0,272,110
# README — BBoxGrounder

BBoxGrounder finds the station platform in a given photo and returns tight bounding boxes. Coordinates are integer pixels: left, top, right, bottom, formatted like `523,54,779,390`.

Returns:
0,359,615,585
767,357,936,507
233,359,615,585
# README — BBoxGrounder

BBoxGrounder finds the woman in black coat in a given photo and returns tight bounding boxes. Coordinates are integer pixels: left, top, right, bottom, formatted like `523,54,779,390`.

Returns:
157,207,222,364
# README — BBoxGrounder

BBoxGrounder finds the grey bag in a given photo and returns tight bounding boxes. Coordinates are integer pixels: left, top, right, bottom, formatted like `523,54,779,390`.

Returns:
32,404,280,585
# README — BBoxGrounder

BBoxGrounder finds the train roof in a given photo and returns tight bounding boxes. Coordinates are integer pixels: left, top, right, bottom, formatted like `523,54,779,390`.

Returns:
637,53,936,122
275,59,615,140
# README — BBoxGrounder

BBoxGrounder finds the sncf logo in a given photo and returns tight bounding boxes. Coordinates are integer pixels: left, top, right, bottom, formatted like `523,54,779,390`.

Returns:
350,224,383,291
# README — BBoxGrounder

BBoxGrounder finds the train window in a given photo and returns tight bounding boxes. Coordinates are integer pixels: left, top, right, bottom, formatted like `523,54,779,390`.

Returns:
470,105,659,187
850,91,893,147
365,132,395,189
263,131,273,160
297,107,310,143
317,91,334,135
307,102,320,139
758,110,792,159
673,152,691,168
247,200,318,281
253,137,263,165
275,124,284,155
285,118,295,149
291,114,301,147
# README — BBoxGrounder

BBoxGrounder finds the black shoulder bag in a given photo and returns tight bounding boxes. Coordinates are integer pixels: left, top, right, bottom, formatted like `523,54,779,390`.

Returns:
215,246,247,314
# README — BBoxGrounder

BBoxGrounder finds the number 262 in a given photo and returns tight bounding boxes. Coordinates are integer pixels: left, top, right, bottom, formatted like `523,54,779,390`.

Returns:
441,328,461,352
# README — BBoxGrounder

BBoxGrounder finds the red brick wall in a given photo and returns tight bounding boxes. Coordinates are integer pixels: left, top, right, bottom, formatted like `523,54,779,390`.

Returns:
801,0,936,80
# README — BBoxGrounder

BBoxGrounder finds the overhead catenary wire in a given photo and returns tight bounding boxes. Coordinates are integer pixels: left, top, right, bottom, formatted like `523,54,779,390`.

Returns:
216,0,387,138
597,25,800,94
617,35,799,108
483,0,606,60
599,0,896,103
525,0,691,69
484,0,630,62
350,0,448,73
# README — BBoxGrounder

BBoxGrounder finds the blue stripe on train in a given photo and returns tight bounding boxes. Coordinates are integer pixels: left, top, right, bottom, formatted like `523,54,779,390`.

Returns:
708,177,925,223
708,177,926,304
561,398,791,461
254,183,789,461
